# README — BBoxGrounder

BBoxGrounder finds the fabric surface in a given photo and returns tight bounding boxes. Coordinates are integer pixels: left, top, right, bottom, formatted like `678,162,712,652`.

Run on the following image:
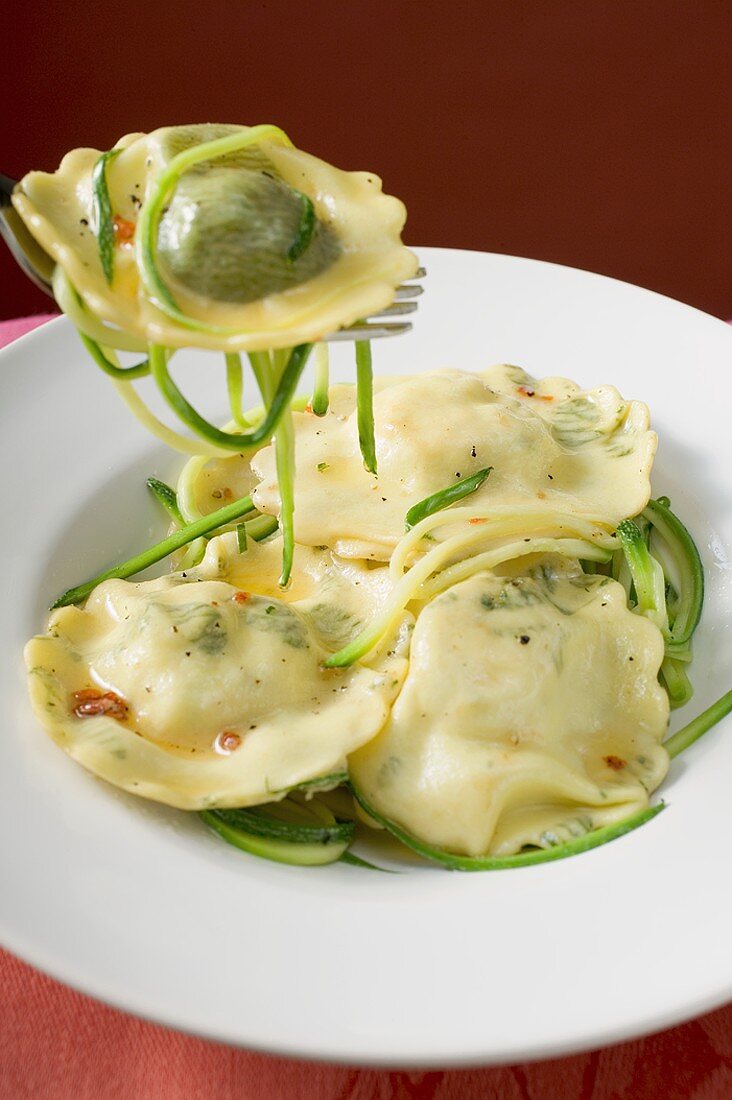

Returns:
1,313,730,1100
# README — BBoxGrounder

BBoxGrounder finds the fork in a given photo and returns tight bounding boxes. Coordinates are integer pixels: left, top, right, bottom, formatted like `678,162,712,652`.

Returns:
0,173,56,295
0,172,424,338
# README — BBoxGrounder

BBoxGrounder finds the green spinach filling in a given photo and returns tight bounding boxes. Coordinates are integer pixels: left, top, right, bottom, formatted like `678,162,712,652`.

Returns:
157,166,340,304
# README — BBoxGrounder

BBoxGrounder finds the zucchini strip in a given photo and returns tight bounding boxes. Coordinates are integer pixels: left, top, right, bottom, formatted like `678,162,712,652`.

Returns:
149,342,312,451
350,785,665,871
112,378,230,457
616,519,669,634
248,349,298,586
339,851,395,872
355,340,377,473
664,688,732,759
286,193,316,262
405,467,493,530
208,806,354,845
664,640,693,663
147,477,207,567
311,342,330,416
201,809,352,866
660,657,693,709
176,537,207,570
273,403,296,586
642,497,704,646
78,331,150,379
201,811,351,867
52,494,256,608
146,477,184,528
269,349,297,586
391,505,614,583
176,453,209,523
418,537,611,602
225,352,247,428
91,148,122,283
243,513,279,541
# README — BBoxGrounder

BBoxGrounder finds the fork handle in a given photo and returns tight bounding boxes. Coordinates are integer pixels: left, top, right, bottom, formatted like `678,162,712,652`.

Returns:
0,174,55,296
0,173,19,207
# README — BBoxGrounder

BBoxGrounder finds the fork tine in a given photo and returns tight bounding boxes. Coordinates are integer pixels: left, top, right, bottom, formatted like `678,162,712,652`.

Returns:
393,283,424,300
323,321,413,342
368,300,419,318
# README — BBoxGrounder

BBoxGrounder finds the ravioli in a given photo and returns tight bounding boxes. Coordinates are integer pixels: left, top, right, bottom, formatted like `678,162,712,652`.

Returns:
251,367,656,560
349,559,669,857
13,123,418,351
25,537,408,810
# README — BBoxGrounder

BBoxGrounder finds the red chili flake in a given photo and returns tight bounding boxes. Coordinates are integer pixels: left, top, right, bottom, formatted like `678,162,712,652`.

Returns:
603,755,627,771
518,385,554,402
215,730,242,753
73,688,128,720
305,403,314,414
222,487,232,500
469,517,487,525
113,216,135,247
232,591,250,604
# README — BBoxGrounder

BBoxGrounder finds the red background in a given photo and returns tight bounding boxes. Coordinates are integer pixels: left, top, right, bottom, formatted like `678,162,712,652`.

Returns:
3,0,732,320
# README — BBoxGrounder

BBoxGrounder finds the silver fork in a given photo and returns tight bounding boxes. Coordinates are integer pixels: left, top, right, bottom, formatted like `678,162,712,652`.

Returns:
0,173,424,338
0,173,56,294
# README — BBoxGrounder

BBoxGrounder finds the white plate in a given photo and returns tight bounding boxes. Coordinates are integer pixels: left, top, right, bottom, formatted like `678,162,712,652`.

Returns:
1,248,730,1066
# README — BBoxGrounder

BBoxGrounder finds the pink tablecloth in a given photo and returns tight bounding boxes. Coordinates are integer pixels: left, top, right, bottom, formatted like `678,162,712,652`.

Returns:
1,314,730,1100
